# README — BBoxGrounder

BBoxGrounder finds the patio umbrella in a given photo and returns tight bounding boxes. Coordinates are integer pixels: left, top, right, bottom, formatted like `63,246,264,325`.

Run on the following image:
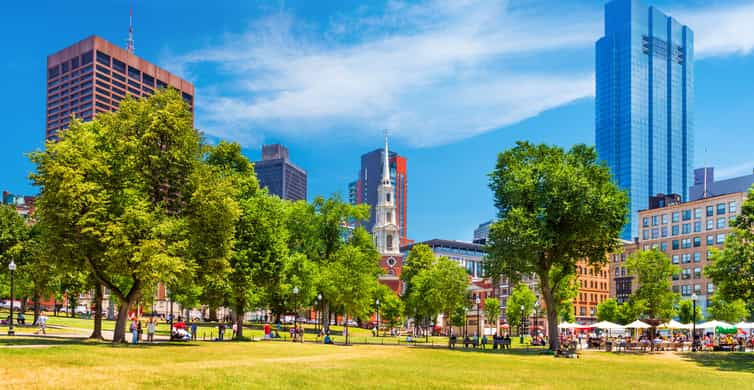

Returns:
591,321,625,330
734,322,754,329
558,322,577,329
625,320,651,329
696,320,733,329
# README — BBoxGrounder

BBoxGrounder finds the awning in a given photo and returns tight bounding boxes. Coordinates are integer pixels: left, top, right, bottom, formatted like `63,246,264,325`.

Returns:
625,320,651,329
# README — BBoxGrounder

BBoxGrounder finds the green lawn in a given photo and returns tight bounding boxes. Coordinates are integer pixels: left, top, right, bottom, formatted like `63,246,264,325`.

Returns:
0,337,752,389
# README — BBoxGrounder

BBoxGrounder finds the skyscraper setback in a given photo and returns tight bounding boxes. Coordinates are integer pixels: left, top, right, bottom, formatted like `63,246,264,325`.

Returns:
46,36,194,141
596,0,694,240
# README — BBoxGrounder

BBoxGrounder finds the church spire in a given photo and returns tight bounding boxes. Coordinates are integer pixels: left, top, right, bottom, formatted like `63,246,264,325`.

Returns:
382,131,390,185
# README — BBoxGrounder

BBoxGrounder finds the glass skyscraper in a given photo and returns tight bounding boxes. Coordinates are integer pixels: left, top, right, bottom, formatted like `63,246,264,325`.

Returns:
596,0,694,240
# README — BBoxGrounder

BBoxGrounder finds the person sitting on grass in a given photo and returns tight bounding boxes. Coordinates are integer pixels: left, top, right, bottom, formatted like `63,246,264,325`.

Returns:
17,312,25,325
324,334,334,344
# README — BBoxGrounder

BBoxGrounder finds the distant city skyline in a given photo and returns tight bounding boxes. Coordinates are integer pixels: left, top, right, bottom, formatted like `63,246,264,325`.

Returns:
2,1,754,243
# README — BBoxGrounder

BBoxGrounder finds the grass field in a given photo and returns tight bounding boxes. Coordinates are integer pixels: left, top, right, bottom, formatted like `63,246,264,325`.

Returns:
0,336,753,389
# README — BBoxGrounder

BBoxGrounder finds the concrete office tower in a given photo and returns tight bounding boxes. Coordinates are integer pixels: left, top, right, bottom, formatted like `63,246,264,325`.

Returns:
254,144,307,201
596,0,694,240
46,36,194,141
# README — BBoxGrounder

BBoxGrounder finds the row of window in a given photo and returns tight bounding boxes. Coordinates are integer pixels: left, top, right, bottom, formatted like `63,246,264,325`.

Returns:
642,202,737,228
673,283,714,296
48,51,93,79
643,216,735,240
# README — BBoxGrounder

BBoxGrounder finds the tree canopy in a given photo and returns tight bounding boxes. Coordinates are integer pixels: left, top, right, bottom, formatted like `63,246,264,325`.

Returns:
486,142,628,350
625,249,679,322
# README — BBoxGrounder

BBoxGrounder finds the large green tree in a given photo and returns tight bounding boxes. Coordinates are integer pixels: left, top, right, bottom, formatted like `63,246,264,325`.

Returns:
707,293,748,323
706,187,754,305
374,284,403,333
483,297,501,333
486,142,628,350
31,90,237,343
625,249,679,322
596,298,620,323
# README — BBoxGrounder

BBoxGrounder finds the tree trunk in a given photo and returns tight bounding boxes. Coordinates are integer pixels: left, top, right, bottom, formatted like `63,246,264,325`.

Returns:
112,285,141,344
540,275,560,351
33,287,41,325
235,305,244,340
209,306,218,322
90,284,104,340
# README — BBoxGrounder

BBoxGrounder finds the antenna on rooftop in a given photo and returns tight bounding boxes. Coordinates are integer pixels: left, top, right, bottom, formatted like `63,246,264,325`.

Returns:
127,4,135,54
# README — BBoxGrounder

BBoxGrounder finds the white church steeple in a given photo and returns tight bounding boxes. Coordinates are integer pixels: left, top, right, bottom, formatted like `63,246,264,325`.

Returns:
373,132,400,256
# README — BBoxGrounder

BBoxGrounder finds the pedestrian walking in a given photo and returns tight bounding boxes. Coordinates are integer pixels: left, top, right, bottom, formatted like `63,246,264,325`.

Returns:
191,321,198,341
130,319,139,345
218,323,225,341
35,312,48,335
147,318,156,343
232,322,237,339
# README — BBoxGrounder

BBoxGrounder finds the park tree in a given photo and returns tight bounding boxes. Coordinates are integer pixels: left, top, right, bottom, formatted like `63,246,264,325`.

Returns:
483,297,501,333
596,298,620,323
374,284,403,334
31,89,237,343
706,187,754,305
677,299,703,324
486,142,628,350
707,293,748,323
0,205,28,288
401,244,436,296
505,283,537,332
321,227,382,344
625,249,679,322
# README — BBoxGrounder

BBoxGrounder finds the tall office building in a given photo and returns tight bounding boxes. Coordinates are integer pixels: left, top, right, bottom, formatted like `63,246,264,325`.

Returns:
596,0,694,240
254,144,307,201
689,167,754,201
46,36,194,141
351,145,409,245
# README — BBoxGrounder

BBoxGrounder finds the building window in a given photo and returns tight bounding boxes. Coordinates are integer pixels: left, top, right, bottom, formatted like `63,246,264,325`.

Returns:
706,206,714,217
672,255,679,264
643,230,649,240
707,283,714,294
682,224,691,234
672,212,680,223
661,214,668,225
681,285,691,296
694,253,701,263
730,201,738,213
717,203,726,215
693,237,701,247
386,235,393,250
706,219,714,231
716,234,726,244
682,239,691,249
128,66,141,81
96,51,111,66
717,217,727,229
672,225,679,236
694,267,701,279
661,227,668,237
682,210,692,221
81,51,93,65
652,216,658,226
48,66,59,78
660,242,668,252
112,58,126,73
706,235,714,245
672,240,679,250
651,228,659,239
694,208,702,219
694,221,701,233
682,254,691,264
142,74,155,86
157,80,168,89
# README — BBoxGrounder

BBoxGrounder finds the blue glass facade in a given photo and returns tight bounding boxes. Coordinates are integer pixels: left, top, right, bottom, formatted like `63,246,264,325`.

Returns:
596,0,693,240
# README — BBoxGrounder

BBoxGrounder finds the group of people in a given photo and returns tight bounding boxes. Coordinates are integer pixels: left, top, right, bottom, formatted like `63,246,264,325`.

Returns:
448,333,514,350
2,311,48,335
129,316,160,344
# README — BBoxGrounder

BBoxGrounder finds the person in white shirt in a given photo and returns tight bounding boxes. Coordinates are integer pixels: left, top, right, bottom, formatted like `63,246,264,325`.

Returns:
36,312,48,335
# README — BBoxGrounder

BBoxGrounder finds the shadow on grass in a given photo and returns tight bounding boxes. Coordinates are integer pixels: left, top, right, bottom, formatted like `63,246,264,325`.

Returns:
0,336,204,349
680,352,754,374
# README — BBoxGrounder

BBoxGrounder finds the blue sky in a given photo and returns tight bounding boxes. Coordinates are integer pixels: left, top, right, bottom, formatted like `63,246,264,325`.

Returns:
2,0,754,242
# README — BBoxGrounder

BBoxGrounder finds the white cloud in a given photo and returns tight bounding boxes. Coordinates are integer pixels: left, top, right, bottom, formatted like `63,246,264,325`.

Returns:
714,161,754,180
674,2,754,58
167,0,754,148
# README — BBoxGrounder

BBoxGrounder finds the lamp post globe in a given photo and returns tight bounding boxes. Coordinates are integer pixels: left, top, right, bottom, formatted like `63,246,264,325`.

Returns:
292,286,299,341
520,304,525,344
8,260,16,336
691,293,698,352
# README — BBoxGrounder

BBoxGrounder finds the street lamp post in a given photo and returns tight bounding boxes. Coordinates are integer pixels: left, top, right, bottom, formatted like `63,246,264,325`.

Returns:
532,300,540,338
375,299,380,337
292,286,299,342
691,293,698,352
520,304,525,344
475,295,481,340
8,260,16,336
317,293,323,334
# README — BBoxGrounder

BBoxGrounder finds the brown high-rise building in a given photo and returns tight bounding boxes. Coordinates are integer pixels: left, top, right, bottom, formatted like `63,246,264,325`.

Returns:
46,35,194,141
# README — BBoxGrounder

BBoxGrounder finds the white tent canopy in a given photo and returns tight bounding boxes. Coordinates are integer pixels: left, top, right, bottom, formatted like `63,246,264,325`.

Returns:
659,319,690,329
625,320,651,329
558,322,578,329
591,321,625,330
696,320,733,329
735,322,754,329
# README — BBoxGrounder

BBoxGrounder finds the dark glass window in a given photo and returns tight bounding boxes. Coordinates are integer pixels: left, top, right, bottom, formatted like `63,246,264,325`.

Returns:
156,80,168,89
182,92,193,105
97,74,111,83
128,79,140,88
96,51,111,66
96,65,110,75
81,51,93,65
71,57,80,69
112,72,126,82
128,87,140,95
96,101,109,110
61,62,69,73
142,74,155,86
112,80,126,90
48,66,60,78
112,87,125,97
127,66,141,81
95,80,110,89
96,87,110,97
112,59,126,73
142,86,154,94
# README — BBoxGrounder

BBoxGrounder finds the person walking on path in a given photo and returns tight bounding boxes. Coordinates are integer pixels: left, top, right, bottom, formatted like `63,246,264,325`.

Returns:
130,319,139,345
191,321,198,341
218,323,225,341
35,312,48,335
147,318,156,343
